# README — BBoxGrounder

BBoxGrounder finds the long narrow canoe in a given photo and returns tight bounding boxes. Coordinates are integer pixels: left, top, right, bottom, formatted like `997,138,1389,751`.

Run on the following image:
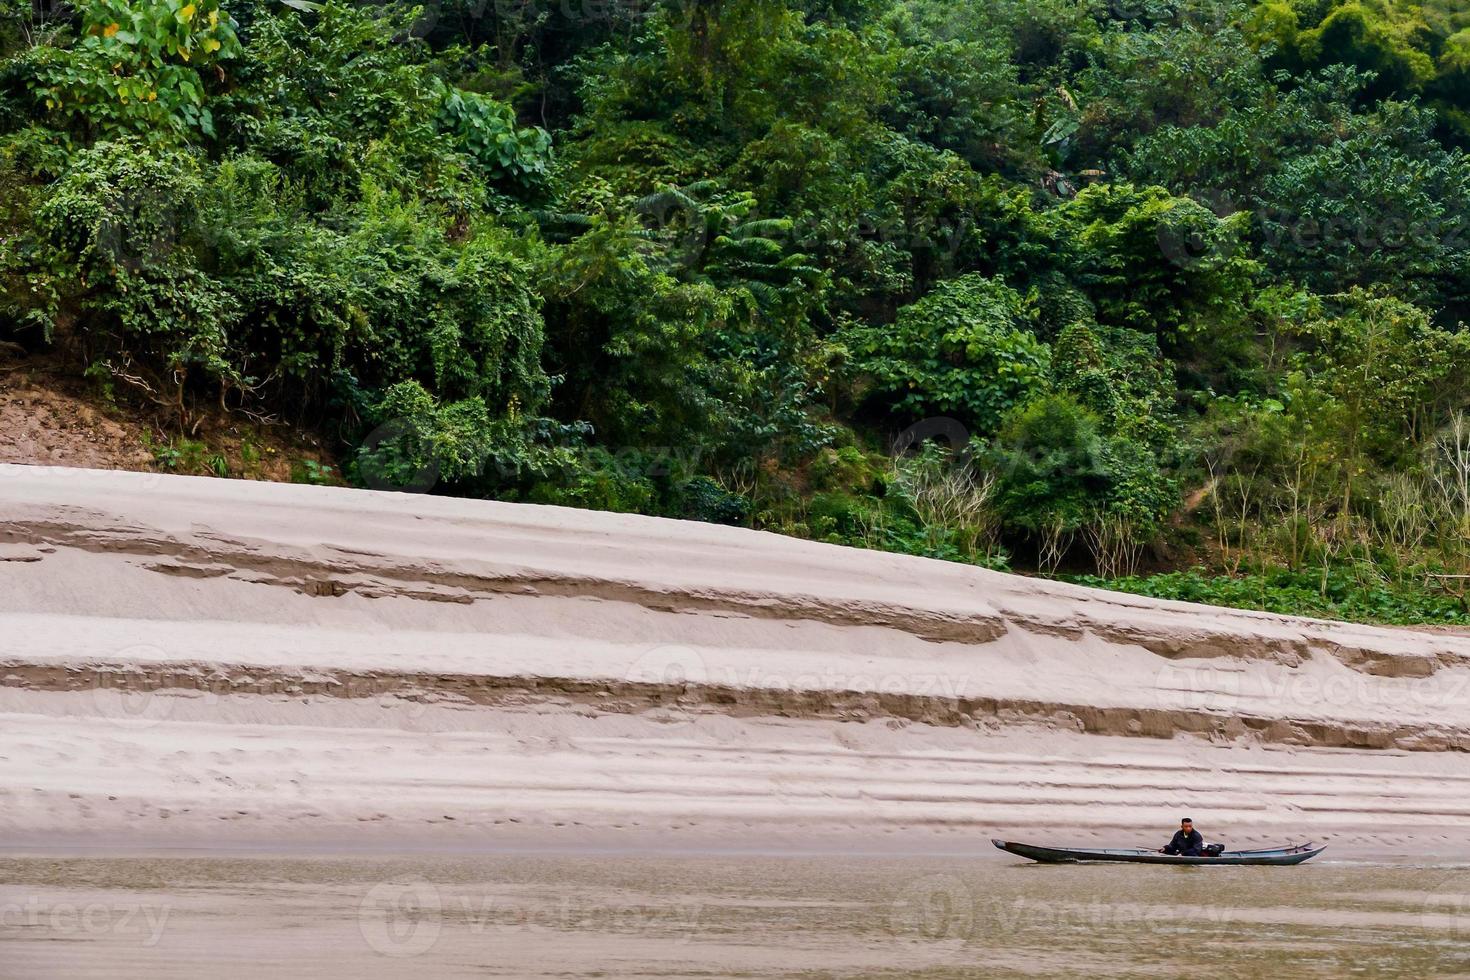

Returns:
992,839,1325,866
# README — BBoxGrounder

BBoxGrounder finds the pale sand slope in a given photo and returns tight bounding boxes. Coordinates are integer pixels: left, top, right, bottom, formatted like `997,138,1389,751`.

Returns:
3,463,1470,854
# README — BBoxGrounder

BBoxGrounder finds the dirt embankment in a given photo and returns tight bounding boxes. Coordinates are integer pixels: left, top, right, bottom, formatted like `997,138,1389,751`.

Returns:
3,465,1470,853
0,352,336,481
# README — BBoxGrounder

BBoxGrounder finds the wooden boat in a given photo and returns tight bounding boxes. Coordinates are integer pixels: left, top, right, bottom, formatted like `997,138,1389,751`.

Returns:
992,839,1325,866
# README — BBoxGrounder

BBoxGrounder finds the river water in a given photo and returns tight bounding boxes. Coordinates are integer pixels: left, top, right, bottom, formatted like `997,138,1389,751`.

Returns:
2,851,1469,977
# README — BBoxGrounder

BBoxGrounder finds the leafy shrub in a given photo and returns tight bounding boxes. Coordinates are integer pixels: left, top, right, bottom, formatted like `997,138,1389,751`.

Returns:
807,491,887,545
526,447,657,514
677,475,751,526
435,83,551,193
991,392,1173,573
352,380,497,487
809,445,881,494
1047,183,1255,344
291,458,334,485
34,139,240,416
31,0,240,142
1074,565,1470,626
843,273,1050,435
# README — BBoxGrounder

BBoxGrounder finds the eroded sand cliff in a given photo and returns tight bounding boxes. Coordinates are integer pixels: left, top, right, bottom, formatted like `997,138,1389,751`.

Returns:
3,464,1470,853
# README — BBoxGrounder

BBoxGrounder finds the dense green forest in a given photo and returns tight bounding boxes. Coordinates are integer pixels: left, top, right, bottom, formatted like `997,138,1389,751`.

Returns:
6,0,1470,622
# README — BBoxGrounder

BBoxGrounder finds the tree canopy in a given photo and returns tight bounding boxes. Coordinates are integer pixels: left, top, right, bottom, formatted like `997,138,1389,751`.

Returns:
6,0,1470,620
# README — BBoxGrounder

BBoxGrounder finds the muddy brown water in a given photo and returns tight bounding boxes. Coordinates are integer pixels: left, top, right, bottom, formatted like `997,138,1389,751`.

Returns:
2,851,1469,977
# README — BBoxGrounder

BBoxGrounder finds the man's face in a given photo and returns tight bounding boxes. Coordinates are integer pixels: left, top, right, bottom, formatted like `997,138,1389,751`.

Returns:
1181,821,1192,833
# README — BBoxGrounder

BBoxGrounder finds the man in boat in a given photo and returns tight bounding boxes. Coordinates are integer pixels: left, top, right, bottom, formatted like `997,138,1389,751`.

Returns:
1161,817,1204,856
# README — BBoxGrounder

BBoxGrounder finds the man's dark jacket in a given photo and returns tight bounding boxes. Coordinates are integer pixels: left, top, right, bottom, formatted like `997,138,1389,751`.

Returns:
1163,829,1203,856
